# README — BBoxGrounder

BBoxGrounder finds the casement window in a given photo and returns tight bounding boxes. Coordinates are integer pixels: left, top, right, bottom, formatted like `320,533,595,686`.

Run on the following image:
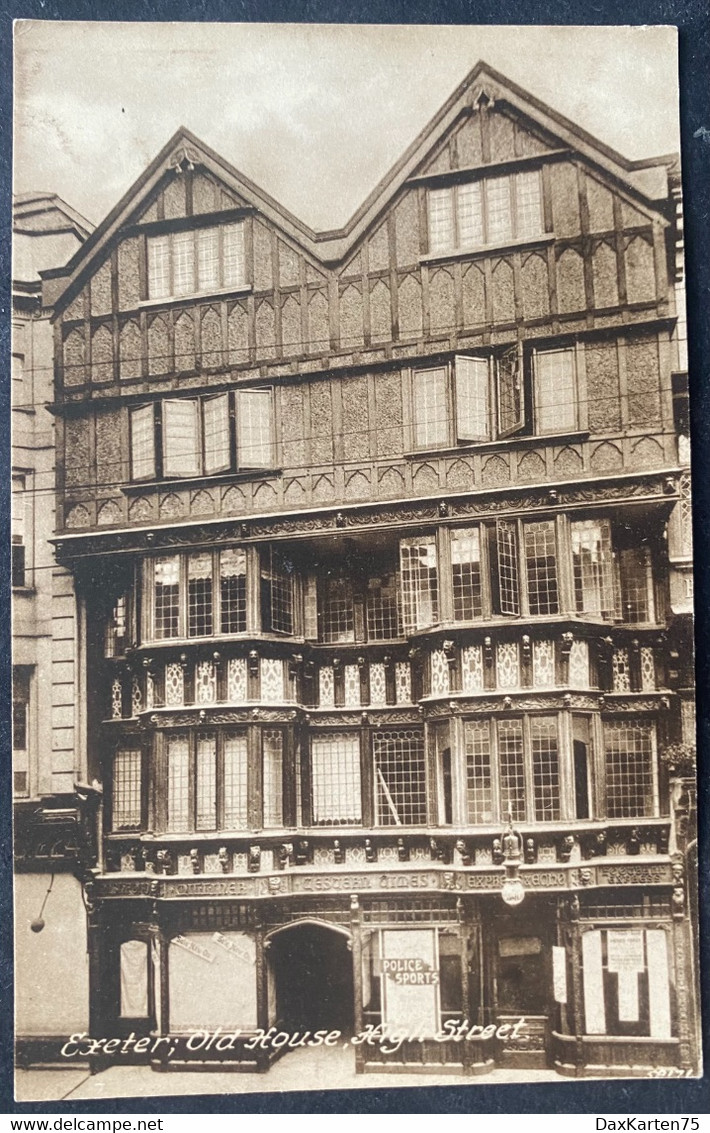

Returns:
147,548,247,641
165,728,272,833
451,527,483,621
533,347,579,435
113,748,143,829
399,536,439,633
129,389,274,482
366,573,401,640
310,732,362,825
604,719,658,819
373,728,427,826
318,577,355,643
618,547,655,623
427,170,542,254
105,595,128,657
571,520,617,620
523,520,560,616
147,221,246,300
464,715,561,825
12,475,26,587
485,518,559,618
411,345,581,451
260,548,295,635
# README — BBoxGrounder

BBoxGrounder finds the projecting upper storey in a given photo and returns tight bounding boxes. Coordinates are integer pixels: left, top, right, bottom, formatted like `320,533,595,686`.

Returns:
45,63,683,537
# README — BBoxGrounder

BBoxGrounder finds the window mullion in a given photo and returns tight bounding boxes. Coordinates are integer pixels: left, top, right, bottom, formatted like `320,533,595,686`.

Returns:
522,714,535,823
451,715,466,825
490,719,501,825
438,525,454,624
517,519,530,617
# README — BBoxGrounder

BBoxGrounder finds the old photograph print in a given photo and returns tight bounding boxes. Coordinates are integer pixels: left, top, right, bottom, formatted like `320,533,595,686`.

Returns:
11,22,701,1102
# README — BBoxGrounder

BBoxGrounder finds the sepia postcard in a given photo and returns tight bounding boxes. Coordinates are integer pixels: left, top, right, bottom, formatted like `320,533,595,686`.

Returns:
11,21,701,1104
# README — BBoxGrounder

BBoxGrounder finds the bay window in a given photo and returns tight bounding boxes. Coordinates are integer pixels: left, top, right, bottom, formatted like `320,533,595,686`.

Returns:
129,388,274,482
260,548,295,635
162,727,281,834
147,548,248,641
463,715,561,825
427,169,542,254
147,221,245,300
451,527,483,621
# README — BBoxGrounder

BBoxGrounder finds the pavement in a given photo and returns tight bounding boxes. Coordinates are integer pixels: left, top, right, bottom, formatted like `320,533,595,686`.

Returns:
15,1044,566,1104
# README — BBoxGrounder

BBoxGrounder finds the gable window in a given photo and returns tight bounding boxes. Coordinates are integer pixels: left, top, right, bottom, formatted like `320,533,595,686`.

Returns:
129,389,274,481
147,221,246,300
147,548,248,641
427,170,542,254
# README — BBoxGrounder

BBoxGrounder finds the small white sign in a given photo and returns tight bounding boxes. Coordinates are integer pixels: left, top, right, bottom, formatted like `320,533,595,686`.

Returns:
552,945,567,1004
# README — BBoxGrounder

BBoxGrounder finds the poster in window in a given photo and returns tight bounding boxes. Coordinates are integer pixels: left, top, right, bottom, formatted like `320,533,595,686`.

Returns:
381,929,439,1035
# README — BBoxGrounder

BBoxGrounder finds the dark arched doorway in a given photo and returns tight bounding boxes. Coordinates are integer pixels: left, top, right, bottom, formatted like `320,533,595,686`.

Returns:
269,921,354,1035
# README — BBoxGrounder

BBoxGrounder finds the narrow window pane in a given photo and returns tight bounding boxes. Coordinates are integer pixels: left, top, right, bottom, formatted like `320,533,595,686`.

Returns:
203,394,231,474
457,181,484,246
366,573,400,640
531,716,560,821
237,390,273,468
485,177,513,243
451,527,483,621
524,520,559,615
464,719,493,823
197,228,219,291
319,577,355,643
223,733,248,829
413,368,448,449
153,556,180,639
163,399,200,477
497,346,524,437
195,733,217,831
261,549,294,634
496,520,520,616
187,551,213,637
130,405,156,481
167,735,190,832
147,236,170,299
619,547,654,623
311,733,362,825
223,222,245,287
455,355,490,440
428,188,454,252
535,348,577,434
399,537,439,632
220,548,247,633
113,750,142,828
604,720,656,818
374,729,427,826
498,718,525,822
263,729,283,828
515,170,542,239
571,519,616,619
172,231,194,296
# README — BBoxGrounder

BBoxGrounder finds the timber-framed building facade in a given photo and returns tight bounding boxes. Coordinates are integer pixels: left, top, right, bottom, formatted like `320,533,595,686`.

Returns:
36,62,698,1077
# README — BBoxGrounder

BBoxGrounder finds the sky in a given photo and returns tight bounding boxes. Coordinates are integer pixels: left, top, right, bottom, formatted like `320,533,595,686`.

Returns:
13,22,680,233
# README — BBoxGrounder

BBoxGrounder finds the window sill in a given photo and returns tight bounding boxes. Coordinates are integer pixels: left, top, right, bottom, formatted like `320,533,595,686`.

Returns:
123,468,282,492
12,585,36,596
138,283,252,310
406,430,588,461
420,233,554,267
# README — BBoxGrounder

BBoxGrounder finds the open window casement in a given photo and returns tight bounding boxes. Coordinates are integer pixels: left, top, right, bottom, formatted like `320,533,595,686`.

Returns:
496,344,525,438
